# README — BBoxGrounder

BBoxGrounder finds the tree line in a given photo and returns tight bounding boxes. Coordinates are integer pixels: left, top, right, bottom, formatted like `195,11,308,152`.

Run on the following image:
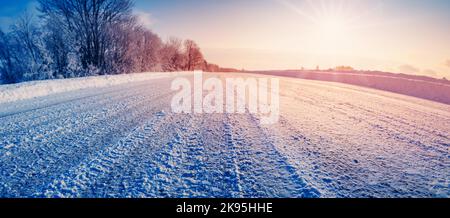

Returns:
0,0,230,84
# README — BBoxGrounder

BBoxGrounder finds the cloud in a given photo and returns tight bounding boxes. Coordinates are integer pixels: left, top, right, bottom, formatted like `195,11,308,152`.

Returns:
134,11,156,30
398,64,420,74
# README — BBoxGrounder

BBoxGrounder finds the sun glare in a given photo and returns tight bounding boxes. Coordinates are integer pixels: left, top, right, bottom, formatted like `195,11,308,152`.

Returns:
277,0,378,56
317,15,347,37
310,12,355,56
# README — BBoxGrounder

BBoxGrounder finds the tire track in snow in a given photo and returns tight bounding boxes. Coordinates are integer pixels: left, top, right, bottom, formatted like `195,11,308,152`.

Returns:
0,86,175,197
0,87,170,167
255,114,336,197
103,113,230,198
42,108,175,197
225,111,320,197
174,113,243,197
0,83,172,159
45,112,198,197
43,112,259,198
0,77,171,119
1,72,448,197
172,114,209,197
0,80,168,138
221,114,244,197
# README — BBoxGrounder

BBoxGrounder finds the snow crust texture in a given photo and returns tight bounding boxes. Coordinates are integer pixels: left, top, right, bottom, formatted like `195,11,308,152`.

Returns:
0,72,448,197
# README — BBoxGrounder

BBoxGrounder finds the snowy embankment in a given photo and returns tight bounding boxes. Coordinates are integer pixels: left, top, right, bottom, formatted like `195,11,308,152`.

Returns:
256,70,450,105
0,72,186,104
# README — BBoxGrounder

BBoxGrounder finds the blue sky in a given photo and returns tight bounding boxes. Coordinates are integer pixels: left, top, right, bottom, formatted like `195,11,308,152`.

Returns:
1,0,449,77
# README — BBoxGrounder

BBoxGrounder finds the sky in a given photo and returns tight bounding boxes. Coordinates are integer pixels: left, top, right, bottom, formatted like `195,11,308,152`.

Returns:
1,0,450,78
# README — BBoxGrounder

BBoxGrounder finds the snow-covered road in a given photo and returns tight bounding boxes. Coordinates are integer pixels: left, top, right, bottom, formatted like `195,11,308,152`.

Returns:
0,72,448,198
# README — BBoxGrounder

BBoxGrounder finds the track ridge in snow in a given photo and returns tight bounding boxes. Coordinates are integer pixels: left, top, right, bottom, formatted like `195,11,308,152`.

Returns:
222,114,244,197
0,87,175,197
0,81,168,137
225,111,321,197
0,79,168,118
42,109,171,197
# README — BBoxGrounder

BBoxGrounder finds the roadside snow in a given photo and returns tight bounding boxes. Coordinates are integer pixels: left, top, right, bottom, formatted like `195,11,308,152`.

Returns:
0,72,185,104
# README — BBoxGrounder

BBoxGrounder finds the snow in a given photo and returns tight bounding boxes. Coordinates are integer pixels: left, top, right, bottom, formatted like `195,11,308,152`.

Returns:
0,72,449,198
0,72,188,104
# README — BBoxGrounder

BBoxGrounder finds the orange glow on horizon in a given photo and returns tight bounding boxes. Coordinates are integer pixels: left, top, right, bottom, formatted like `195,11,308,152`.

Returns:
144,0,450,78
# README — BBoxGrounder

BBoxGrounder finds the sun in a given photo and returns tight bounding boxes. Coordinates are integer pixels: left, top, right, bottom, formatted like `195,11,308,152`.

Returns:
317,15,348,37
311,13,353,54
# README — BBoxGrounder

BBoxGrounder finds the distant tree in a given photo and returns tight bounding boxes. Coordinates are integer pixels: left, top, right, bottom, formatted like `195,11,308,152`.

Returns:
0,0,223,84
334,66,355,71
128,27,163,73
204,62,220,72
183,39,204,71
160,37,185,72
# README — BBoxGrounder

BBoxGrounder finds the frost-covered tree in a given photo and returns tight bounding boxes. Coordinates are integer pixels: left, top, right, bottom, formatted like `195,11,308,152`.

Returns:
38,0,134,74
0,13,49,83
11,13,49,80
184,39,204,71
160,37,186,72
0,30,21,83
43,16,70,79
102,18,135,75
126,25,163,73
0,0,216,84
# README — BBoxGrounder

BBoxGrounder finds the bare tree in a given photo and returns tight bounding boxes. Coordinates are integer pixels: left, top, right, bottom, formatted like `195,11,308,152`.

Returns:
43,15,70,78
1,0,221,84
160,37,185,72
102,18,135,74
0,30,20,83
128,27,162,73
38,0,134,74
183,39,204,71
9,13,48,81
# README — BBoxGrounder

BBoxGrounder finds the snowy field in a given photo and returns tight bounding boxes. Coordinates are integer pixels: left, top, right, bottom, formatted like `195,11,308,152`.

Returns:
0,72,448,198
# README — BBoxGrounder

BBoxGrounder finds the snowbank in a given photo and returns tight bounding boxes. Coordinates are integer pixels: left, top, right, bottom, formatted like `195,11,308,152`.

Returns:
0,72,186,104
